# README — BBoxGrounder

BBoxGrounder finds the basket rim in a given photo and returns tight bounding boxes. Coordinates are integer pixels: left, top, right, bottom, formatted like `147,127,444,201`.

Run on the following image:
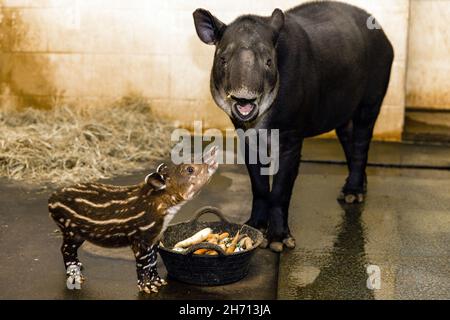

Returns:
159,220,263,257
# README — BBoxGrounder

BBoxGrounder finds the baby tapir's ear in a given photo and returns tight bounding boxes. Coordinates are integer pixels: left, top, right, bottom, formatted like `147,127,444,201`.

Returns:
156,163,168,175
145,173,166,191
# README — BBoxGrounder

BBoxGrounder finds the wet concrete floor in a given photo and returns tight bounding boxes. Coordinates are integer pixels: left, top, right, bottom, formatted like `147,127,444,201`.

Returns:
0,139,449,299
278,149,450,300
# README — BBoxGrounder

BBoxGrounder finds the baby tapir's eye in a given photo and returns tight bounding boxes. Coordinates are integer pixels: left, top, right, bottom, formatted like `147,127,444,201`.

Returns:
266,59,272,67
187,166,195,174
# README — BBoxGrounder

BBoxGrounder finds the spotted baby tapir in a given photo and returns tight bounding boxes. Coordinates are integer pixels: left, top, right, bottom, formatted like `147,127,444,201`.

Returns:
49,147,218,294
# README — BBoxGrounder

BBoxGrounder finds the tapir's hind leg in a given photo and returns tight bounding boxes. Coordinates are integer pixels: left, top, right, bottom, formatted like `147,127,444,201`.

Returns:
336,119,367,203
339,99,382,204
339,29,394,204
336,120,354,172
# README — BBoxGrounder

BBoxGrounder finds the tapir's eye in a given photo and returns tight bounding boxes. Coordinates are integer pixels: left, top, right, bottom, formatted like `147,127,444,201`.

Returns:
187,166,195,174
266,59,272,67
220,56,226,65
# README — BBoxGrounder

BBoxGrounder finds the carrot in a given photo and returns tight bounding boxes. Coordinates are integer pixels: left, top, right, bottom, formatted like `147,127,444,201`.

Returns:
226,231,240,254
193,249,208,255
206,250,218,256
207,234,219,245
219,232,229,240
174,228,213,248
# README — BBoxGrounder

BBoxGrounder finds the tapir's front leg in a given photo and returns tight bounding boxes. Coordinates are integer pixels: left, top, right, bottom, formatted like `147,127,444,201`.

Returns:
267,135,303,252
245,161,270,231
132,241,166,294
241,133,271,231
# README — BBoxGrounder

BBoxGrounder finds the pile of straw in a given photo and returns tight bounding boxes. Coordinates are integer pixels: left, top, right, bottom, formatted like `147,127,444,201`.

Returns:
0,98,173,186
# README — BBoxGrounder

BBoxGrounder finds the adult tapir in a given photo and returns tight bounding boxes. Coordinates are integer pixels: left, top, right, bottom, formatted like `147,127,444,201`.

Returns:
193,1,394,252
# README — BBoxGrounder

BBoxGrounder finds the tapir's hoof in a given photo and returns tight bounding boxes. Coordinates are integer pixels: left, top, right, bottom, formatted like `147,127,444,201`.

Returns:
139,284,159,294
260,237,269,249
152,276,167,287
338,191,364,204
283,236,296,249
269,242,284,253
345,193,364,204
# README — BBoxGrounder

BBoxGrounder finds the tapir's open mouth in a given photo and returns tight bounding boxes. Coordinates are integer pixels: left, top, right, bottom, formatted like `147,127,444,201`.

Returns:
231,99,259,122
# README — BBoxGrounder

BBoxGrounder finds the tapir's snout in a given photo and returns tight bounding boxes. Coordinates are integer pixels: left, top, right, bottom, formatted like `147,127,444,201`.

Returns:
226,48,264,122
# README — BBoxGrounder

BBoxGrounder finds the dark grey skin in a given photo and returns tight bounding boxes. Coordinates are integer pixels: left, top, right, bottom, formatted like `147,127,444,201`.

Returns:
193,1,394,252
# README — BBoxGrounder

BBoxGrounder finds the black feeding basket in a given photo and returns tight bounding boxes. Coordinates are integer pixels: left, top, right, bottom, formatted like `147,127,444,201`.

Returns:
158,206,263,286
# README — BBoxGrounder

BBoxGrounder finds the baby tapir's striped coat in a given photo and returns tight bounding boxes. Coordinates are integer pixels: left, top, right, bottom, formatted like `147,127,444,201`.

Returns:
49,148,218,294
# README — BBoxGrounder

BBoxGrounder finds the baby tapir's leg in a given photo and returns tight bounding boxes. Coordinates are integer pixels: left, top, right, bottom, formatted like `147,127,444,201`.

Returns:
131,241,167,294
61,234,85,290
145,244,167,287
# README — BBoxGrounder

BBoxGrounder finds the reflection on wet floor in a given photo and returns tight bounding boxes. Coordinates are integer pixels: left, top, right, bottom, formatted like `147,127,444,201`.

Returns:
294,202,374,300
279,163,450,300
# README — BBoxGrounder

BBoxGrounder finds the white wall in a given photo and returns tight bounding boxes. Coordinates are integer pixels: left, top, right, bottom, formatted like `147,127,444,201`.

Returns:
407,0,450,110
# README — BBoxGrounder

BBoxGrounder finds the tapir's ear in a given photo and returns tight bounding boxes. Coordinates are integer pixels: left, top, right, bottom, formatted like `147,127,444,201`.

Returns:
193,9,226,45
145,173,166,191
270,8,285,40
156,163,168,175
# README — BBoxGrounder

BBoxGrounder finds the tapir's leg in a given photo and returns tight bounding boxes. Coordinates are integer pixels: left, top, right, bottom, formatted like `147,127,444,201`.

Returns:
336,119,368,201
336,120,354,171
132,241,166,294
61,235,85,290
341,102,382,204
243,137,271,232
245,162,270,230
267,136,303,252
146,244,166,286
61,235,84,269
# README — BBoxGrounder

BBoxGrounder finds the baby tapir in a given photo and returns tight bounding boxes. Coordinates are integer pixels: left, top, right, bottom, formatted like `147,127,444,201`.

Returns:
49,147,218,294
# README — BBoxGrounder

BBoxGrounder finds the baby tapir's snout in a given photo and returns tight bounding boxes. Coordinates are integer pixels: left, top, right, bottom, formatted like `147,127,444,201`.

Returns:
48,146,218,294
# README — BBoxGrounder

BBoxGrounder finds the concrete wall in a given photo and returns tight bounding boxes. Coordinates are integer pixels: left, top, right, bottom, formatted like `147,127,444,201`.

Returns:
407,0,450,110
0,0,411,140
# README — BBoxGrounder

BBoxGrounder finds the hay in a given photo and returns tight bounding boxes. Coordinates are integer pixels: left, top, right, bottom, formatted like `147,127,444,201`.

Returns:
0,98,173,186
